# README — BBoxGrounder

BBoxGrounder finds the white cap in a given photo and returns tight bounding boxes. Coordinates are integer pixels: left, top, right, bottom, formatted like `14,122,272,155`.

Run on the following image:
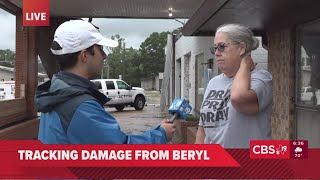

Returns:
51,20,118,55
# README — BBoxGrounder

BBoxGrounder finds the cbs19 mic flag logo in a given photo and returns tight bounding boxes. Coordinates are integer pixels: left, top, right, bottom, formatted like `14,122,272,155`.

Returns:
23,0,50,26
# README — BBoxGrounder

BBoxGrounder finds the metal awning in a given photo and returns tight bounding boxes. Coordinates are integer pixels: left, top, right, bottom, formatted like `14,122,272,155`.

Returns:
182,0,320,36
7,0,204,18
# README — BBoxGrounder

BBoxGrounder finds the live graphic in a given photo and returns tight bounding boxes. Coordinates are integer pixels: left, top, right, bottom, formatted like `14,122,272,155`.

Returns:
23,0,50,26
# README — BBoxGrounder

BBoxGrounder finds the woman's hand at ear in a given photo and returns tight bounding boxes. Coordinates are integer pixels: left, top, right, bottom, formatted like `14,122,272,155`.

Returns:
241,54,257,71
231,53,259,114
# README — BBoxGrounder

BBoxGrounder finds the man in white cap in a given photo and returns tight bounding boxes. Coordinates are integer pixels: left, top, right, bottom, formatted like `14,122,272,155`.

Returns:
36,20,175,144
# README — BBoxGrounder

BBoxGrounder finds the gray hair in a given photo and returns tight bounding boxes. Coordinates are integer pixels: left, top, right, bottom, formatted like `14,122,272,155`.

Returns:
216,24,259,54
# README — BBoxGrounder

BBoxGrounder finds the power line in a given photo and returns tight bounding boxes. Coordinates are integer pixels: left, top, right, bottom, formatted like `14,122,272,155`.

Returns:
174,19,185,26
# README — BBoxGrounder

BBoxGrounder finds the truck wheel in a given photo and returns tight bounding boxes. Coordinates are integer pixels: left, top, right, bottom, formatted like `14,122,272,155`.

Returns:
115,105,125,111
134,96,145,110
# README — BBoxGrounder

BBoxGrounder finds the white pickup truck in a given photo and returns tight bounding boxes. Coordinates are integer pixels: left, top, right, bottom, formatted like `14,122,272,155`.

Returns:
301,86,320,105
91,79,146,111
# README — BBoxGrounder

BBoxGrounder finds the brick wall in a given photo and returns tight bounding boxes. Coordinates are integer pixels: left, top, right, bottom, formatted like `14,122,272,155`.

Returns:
15,11,25,99
15,11,38,119
171,120,198,144
186,126,197,144
0,5,39,139
268,28,296,139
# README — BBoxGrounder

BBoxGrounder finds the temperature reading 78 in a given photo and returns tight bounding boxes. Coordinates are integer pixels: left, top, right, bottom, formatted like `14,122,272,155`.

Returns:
295,153,302,158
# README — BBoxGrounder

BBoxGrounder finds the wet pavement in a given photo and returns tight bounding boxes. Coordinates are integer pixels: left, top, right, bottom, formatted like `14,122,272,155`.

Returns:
105,91,186,144
105,104,168,134
106,104,185,144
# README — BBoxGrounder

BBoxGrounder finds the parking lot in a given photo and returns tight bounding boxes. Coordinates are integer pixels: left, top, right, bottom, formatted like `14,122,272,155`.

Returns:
106,105,168,134
106,91,168,134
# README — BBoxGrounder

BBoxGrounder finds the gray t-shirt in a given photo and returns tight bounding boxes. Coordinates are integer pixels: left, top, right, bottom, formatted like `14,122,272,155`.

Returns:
199,69,272,148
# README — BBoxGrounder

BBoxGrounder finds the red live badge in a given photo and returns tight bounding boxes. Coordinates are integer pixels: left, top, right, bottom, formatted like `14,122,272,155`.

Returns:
23,0,50,26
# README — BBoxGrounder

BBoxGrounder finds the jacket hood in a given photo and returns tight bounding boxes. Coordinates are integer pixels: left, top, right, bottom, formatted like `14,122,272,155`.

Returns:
36,72,109,113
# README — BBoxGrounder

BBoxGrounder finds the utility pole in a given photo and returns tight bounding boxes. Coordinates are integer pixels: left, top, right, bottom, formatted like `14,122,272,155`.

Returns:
101,59,107,79
106,63,109,79
101,65,104,79
122,42,126,79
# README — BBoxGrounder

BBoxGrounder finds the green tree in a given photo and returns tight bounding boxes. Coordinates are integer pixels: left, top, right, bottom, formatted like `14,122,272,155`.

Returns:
106,32,170,86
139,32,169,78
0,49,15,67
107,34,126,79
124,48,142,86
172,27,182,35
107,35,140,86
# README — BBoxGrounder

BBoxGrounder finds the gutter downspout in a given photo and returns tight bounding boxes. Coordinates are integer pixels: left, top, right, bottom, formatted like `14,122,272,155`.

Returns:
171,34,175,102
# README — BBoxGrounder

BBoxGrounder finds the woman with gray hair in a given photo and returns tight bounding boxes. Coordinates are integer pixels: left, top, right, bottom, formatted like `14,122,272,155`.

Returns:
195,24,272,148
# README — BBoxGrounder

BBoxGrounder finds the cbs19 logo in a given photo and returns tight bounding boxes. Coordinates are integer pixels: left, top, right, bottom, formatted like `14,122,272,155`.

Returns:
252,145,287,155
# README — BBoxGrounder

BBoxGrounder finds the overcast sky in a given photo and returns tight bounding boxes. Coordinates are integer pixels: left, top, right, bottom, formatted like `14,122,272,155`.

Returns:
0,9,16,51
87,18,186,50
0,8,186,51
